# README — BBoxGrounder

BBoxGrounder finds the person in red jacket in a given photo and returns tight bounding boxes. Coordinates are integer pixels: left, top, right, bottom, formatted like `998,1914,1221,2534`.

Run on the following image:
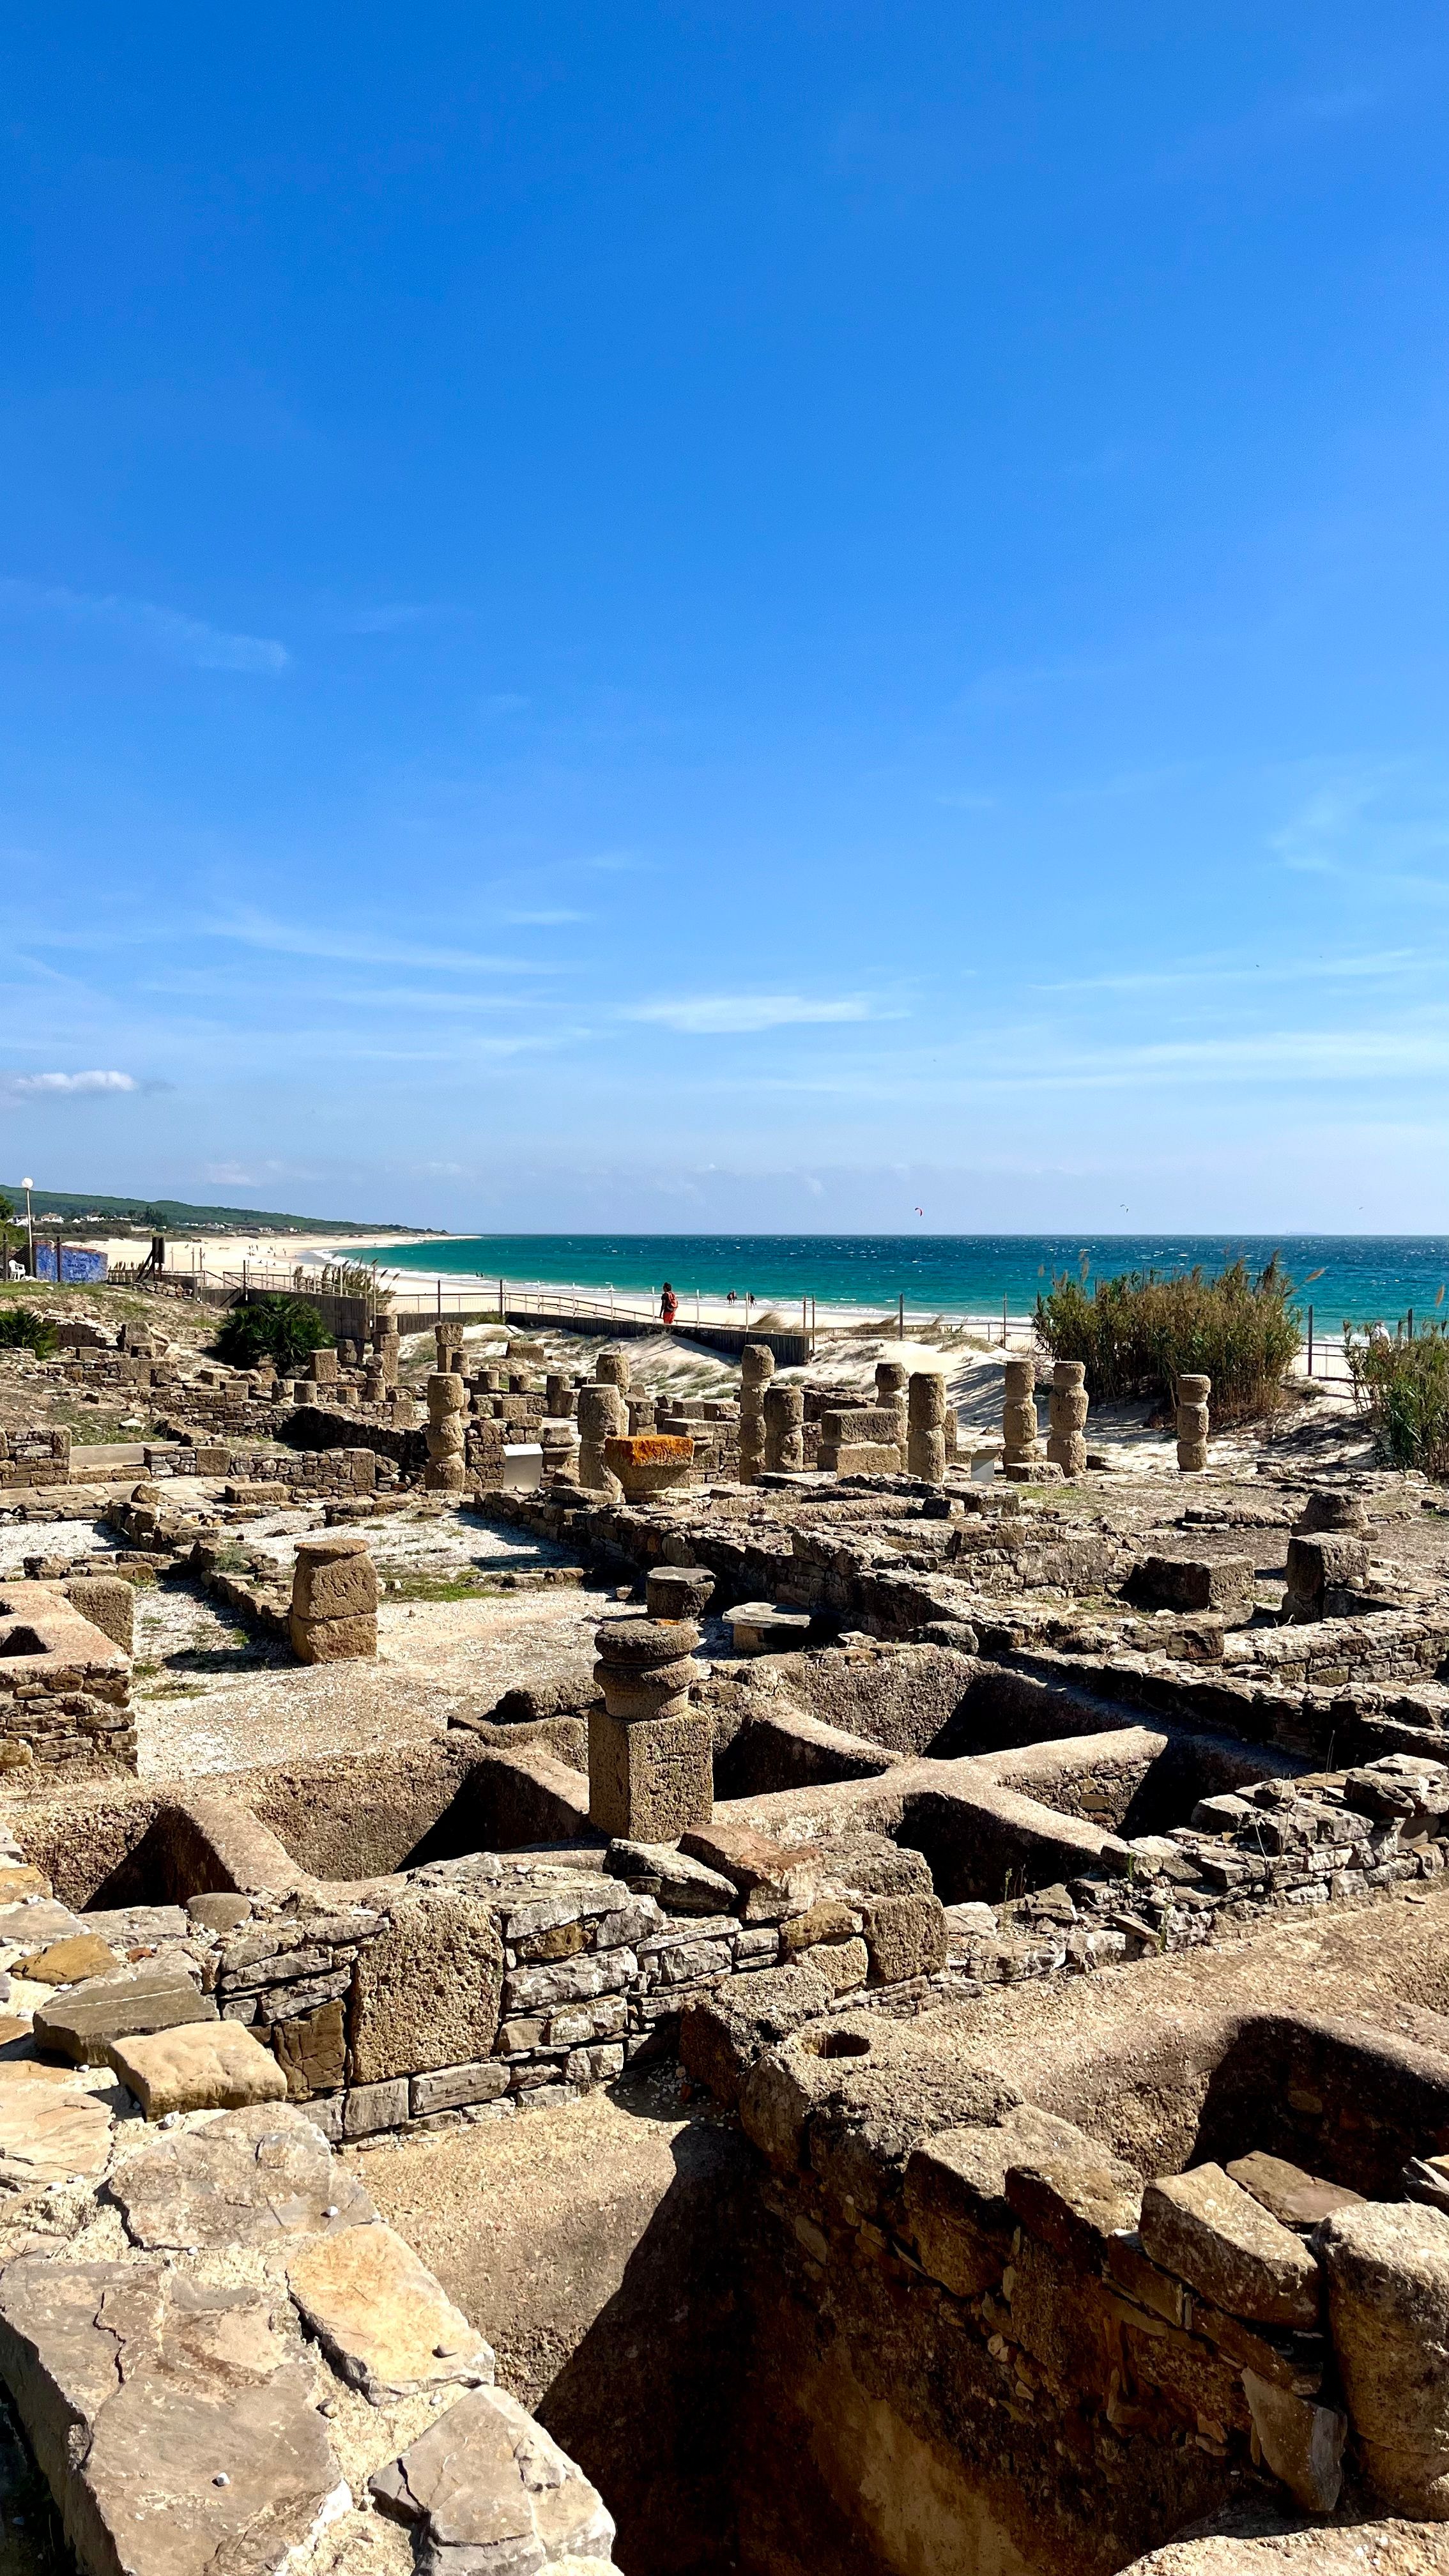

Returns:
659,1282,678,1326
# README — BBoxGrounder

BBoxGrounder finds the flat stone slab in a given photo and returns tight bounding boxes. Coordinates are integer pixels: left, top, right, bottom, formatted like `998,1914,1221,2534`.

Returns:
723,1602,813,1652
1227,2150,1365,2232
0,1902,84,1949
109,2021,288,2120
288,2222,495,2404
84,1906,190,1946
0,2084,111,2196
15,1934,121,1987
0,2257,345,2576
1140,2162,1322,2328
111,2102,377,2250
371,2383,614,2569
606,1839,739,1915
34,1963,217,2066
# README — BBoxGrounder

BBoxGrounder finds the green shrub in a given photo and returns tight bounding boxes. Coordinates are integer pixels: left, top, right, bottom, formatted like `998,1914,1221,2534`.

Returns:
0,1306,56,1357
1346,1325,1449,1476
1035,1255,1301,1425
214,1295,333,1375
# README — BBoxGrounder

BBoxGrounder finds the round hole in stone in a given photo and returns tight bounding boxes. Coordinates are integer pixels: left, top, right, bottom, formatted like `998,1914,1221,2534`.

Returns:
803,2028,871,2060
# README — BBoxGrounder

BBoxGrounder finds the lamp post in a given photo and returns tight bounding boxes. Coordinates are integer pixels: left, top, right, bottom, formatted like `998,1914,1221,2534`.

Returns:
20,1179,33,1280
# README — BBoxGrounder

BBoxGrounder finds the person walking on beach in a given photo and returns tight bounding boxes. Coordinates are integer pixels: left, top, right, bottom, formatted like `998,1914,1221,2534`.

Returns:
659,1282,678,1326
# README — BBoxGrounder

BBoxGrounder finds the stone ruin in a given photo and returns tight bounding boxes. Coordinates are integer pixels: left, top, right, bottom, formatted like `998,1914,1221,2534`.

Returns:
8,1305,1449,2574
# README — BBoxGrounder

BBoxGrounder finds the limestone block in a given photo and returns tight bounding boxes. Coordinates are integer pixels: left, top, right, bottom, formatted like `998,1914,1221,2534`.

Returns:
288,2223,494,2404
1003,1358,1035,1400
645,1563,716,1620
63,1577,135,1656
1002,1399,1039,1446
740,1342,774,1388
588,1705,714,1841
1048,1434,1087,1477
875,1361,908,1398
291,1537,378,1620
808,1936,868,1996
1050,1385,1089,1432
1177,1439,1209,1473
0,2083,112,2198
424,1460,467,1494
289,1609,378,1664
595,1348,631,1392
349,1887,505,2087
16,1933,119,1986
272,1998,347,2097
1177,1401,1210,1439
344,2078,408,2138
907,1427,946,1484
780,1900,862,1955
1319,2199,1449,2515
1004,2141,1143,2265
427,1372,468,1414
904,2106,1095,2296
426,1417,466,1459
110,2020,289,2119
857,1892,947,1984
1241,2367,1346,2512
606,1839,736,1913
1131,1554,1255,1623
35,1962,217,2065
410,2060,510,2116
1139,2164,1322,2328
111,2101,376,2248
908,1372,947,1427
1177,1372,1211,1403
371,2382,615,2570
0,2259,344,2576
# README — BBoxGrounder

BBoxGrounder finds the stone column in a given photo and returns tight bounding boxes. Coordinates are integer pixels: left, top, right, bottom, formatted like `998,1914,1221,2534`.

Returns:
1002,1357,1040,1474
1176,1372,1211,1473
424,1369,468,1492
738,1342,773,1482
576,1383,624,1494
290,1535,378,1664
371,1319,399,1385
546,1372,576,1420
362,1368,387,1408
588,1616,712,1840
1047,1360,1089,1478
907,1372,947,1483
595,1347,631,1396
763,1381,805,1473
875,1360,908,1465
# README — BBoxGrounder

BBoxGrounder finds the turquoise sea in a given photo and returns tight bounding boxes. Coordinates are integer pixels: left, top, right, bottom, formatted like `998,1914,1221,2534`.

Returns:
351,1234,1449,1331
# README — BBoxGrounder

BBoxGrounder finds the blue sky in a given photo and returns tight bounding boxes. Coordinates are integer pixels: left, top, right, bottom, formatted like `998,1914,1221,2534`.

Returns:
3,3,1448,1231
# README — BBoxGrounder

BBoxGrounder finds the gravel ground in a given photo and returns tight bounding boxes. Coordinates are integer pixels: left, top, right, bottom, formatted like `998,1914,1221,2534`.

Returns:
128,1503,618,1779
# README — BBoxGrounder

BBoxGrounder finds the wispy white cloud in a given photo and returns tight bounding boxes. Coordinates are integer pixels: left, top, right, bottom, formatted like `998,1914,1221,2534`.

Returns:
625,994,880,1036
0,579,288,673
0,1068,139,1101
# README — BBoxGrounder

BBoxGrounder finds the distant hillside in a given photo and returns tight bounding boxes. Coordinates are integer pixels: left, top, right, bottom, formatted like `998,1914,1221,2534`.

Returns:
0,1185,413,1234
